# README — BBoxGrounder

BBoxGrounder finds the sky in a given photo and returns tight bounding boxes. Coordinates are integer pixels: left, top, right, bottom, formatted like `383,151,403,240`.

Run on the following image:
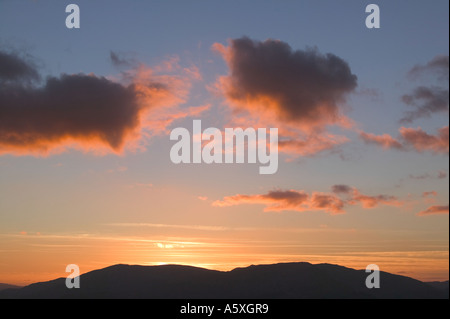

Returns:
0,0,448,286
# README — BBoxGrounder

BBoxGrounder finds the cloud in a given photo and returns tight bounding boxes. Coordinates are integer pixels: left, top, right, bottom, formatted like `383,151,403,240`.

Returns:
359,126,449,154
349,190,402,209
400,86,449,123
399,126,449,154
110,51,135,68
408,55,449,80
422,191,438,198
331,184,353,195
213,186,403,214
422,191,438,204
212,189,310,212
212,37,357,158
0,50,40,84
359,132,405,150
278,133,349,157
309,193,345,214
332,185,403,209
409,171,447,180
213,37,357,129
0,49,198,157
417,205,449,216
438,171,447,179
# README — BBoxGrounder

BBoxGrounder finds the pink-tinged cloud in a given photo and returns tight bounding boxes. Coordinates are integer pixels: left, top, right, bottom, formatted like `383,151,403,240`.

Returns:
309,193,345,214
417,205,449,216
401,56,449,123
212,189,310,212
422,191,438,204
359,126,449,154
359,132,405,150
213,186,403,214
349,190,403,209
399,126,449,154
400,86,449,124
211,37,357,158
332,185,404,209
0,49,201,157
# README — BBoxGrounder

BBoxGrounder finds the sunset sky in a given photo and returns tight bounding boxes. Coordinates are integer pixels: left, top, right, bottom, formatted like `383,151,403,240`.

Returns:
0,0,448,286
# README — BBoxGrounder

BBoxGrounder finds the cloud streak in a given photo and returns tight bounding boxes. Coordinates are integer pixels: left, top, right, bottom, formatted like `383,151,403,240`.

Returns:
360,126,449,154
417,205,449,216
401,55,449,123
212,37,357,158
213,185,403,214
408,55,449,80
400,86,449,124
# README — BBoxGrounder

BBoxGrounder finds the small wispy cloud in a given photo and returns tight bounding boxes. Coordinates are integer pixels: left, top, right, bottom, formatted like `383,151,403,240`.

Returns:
417,205,449,216
359,126,449,155
213,185,404,214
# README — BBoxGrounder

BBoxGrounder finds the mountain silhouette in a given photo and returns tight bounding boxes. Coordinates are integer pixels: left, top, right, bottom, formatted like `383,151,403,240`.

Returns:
0,262,447,299
0,283,22,292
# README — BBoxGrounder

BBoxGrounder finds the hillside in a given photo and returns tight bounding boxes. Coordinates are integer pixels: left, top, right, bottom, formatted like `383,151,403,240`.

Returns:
0,262,447,299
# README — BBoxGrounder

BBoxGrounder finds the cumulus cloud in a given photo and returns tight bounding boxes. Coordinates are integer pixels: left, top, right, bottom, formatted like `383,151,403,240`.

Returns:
349,191,402,209
0,49,202,156
212,37,357,158
417,205,449,216
213,37,357,128
213,185,403,214
359,126,449,154
212,189,309,211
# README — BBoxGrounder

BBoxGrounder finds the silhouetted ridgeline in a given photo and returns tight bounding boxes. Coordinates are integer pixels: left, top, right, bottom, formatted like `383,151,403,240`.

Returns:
0,262,447,299
0,283,22,292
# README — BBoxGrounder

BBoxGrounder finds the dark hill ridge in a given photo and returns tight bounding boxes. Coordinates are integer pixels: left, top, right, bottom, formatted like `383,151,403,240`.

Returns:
0,262,447,299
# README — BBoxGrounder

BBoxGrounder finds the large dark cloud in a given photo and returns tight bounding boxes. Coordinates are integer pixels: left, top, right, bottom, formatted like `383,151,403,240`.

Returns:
359,126,449,155
0,74,140,152
214,37,358,129
0,49,186,156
